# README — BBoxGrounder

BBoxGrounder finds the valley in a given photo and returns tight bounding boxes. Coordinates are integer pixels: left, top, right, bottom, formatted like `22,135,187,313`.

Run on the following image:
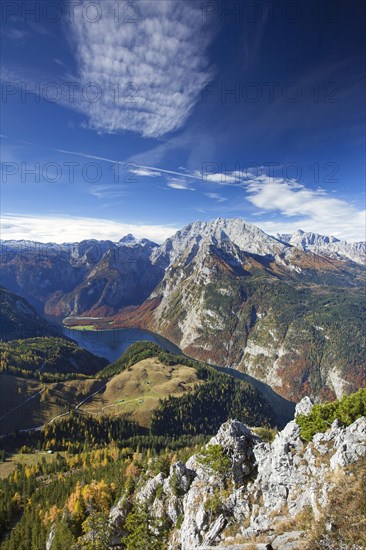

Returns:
2,219,365,402
0,219,365,550
0,339,292,437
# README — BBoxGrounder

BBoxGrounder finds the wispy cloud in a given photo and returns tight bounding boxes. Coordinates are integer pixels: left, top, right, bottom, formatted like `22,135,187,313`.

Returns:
183,167,365,241
2,28,28,40
54,58,67,68
1,214,176,243
68,0,215,138
58,145,198,191
197,171,239,184
137,168,161,177
55,148,203,181
244,175,365,242
2,19,51,40
3,139,364,242
205,192,227,202
167,178,195,191
53,148,366,241
89,184,130,199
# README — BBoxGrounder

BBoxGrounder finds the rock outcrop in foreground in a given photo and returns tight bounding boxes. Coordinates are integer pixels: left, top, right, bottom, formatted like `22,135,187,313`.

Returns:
110,397,366,549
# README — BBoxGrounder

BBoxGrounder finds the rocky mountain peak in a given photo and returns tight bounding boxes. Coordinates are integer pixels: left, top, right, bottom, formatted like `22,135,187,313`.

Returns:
154,218,290,267
119,233,137,244
118,235,158,251
287,229,340,246
277,229,365,265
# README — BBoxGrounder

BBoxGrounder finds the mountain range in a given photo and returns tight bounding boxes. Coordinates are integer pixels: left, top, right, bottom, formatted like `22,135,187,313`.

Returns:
1,218,365,402
278,228,366,264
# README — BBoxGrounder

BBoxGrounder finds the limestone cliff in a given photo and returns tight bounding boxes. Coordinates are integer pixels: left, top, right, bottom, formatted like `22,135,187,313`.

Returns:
109,397,366,549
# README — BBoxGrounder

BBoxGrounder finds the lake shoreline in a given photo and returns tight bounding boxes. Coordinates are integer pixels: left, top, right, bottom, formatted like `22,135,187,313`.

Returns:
61,324,182,363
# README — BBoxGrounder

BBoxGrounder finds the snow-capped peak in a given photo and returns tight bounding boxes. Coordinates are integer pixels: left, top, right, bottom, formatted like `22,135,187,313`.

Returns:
277,230,365,265
119,233,137,244
278,229,340,247
153,218,290,266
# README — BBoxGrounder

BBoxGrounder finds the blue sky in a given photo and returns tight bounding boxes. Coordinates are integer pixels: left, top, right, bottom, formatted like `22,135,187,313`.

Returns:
0,0,365,243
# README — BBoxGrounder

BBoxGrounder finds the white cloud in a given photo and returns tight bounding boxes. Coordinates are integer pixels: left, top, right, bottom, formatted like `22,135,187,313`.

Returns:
191,168,365,241
205,192,227,202
200,172,239,184
89,184,130,199
52,149,365,241
1,214,176,243
244,175,366,242
137,168,161,177
69,0,215,138
167,178,195,191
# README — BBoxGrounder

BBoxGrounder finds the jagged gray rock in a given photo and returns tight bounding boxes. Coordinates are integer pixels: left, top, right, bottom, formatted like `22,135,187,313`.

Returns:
136,472,166,504
124,400,366,550
330,416,366,470
295,396,314,417
108,495,132,546
277,229,366,265
207,420,260,485
201,514,227,546
164,462,196,495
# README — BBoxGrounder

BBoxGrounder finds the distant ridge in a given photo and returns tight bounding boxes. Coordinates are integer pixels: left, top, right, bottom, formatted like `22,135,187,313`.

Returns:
1,218,365,402
277,228,365,265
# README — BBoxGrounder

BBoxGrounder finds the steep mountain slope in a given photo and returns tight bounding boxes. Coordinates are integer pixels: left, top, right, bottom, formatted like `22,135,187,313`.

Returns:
0,236,162,316
278,229,366,265
0,336,107,435
0,337,108,377
151,218,291,265
45,241,164,317
101,392,366,550
2,221,364,319
112,219,365,402
1,242,90,313
0,287,58,341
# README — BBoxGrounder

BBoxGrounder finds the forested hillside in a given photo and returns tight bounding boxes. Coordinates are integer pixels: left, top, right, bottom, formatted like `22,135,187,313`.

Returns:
0,287,57,342
0,330,281,549
0,337,107,379
0,341,283,440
